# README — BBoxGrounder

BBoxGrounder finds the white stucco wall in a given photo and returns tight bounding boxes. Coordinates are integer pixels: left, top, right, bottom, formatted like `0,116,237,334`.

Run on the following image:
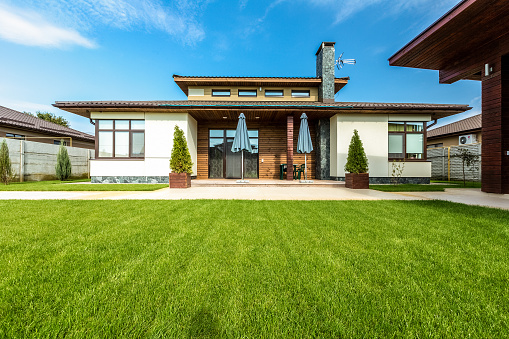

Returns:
330,113,432,178
330,114,389,178
90,112,198,177
388,161,431,177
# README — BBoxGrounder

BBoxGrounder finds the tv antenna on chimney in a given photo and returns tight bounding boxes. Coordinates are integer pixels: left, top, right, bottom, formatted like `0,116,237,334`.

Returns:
335,52,356,70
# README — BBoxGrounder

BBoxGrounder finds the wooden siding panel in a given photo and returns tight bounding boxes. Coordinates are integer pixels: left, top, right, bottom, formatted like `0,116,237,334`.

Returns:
481,54,509,193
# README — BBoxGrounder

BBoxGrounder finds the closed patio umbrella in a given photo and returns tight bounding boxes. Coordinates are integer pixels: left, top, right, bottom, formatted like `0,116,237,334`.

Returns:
231,113,252,183
297,113,313,183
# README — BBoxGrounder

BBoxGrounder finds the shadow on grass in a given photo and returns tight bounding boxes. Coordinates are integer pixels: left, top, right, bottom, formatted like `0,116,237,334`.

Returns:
188,308,221,338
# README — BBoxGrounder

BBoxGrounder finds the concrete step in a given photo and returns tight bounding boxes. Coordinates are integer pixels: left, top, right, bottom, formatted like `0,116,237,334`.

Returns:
191,180,345,188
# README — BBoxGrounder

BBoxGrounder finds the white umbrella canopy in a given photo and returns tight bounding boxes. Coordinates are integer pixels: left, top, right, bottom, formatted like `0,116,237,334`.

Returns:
297,113,313,182
231,113,252,182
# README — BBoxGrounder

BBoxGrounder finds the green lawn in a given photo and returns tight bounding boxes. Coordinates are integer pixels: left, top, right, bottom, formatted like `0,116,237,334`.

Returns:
0,180,167,191
371,180,482,192
1,200,508,337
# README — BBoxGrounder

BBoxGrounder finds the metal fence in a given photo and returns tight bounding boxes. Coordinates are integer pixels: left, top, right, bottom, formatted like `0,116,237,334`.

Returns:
427,143,481,181
1,138,94,181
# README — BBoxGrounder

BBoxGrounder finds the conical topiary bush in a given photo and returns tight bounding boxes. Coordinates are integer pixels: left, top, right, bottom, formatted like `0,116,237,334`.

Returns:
344,129,369,189
169,125,193,188
55,141,72,180
344,129,369,174
0,139,14,185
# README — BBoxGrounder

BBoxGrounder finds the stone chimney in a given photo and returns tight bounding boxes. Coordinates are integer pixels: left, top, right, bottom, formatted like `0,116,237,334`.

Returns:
316,42,336,103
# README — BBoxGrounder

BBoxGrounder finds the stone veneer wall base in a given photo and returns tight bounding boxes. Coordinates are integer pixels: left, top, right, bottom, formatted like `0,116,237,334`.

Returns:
92,176,170,183
330,177,430,184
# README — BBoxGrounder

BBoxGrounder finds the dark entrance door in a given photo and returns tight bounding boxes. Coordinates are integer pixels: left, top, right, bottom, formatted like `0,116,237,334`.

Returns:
208,129,258,179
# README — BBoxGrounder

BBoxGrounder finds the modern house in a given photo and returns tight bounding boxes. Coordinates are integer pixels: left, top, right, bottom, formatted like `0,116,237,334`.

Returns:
54,42,470,184
0,105,94,149
389,0,509,194
427,114,482,148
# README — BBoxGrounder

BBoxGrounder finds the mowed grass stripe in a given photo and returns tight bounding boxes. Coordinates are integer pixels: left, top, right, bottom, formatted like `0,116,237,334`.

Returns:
0,200,508,337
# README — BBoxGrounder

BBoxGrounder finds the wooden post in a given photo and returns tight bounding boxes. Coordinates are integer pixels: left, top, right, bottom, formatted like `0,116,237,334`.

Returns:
481,54,509,193
287,115,294,180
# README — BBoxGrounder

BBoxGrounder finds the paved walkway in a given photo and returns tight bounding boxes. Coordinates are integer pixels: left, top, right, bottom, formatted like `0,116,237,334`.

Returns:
390,188,509,210
0,186,508,210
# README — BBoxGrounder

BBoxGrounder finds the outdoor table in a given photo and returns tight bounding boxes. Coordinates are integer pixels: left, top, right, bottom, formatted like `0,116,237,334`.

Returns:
279,164,299,180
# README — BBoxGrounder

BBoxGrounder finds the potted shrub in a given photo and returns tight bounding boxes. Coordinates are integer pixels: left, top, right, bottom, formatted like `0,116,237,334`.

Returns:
169,125,193,188
344,129,369,189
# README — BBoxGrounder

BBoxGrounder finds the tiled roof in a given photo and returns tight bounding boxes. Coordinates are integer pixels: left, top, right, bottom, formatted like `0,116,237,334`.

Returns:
0,105,94,142
427,114,481,138
173,75,343,80
54,100,470,110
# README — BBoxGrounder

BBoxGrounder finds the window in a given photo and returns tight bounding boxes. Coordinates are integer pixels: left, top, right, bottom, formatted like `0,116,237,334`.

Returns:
6,133,25,139
97,120,145,158
265,89,284,97
388,122,425,160
54,140,68,146
212,89,231,97
291,90,310,98
427,143,443,149
238,89,257,97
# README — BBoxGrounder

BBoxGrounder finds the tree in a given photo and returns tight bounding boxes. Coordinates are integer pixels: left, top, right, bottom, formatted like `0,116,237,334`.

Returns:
455,148,479,187
55,141,72,180
169,126,193,174
24,111,70,127
0,139,14,185
344,129,369,174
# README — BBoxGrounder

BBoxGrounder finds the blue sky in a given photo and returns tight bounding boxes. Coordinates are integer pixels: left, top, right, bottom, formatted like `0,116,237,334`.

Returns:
0,0,480,135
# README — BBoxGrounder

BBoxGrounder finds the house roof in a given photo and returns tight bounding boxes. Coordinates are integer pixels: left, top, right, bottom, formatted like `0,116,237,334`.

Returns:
0,105,94,142
388,0,509,83
53,100,471,121
172,75,350,95
427,114,481,139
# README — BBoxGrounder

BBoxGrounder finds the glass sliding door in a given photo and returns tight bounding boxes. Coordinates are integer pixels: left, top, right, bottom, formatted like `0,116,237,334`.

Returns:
208,129,258,179
209,130,224,179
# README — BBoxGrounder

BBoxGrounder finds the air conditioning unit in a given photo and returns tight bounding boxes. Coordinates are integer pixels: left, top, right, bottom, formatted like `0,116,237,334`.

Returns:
459,134,477,145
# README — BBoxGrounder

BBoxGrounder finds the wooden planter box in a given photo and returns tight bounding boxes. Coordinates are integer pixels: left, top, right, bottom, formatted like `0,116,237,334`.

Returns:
169,173,191,188
345,173,369,189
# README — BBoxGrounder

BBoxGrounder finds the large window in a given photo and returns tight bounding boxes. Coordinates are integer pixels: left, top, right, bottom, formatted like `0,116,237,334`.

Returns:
97,120,145,158
388,122,425,160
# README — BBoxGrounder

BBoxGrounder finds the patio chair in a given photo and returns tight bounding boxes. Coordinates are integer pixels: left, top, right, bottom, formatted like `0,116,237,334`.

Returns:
294,164,305,180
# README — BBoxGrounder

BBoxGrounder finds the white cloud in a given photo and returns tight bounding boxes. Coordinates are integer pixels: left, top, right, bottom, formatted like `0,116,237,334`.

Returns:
1,0,208,47
256,0,460,26
0,4,96,48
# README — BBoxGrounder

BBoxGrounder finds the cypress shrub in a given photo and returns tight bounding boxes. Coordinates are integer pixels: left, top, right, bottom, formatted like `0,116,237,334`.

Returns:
169,126,193,174
0,139,13,185
344,129,369,174
55,141,72,180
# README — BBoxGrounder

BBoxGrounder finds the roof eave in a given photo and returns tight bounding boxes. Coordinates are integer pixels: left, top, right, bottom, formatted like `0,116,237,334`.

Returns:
388,0,475,68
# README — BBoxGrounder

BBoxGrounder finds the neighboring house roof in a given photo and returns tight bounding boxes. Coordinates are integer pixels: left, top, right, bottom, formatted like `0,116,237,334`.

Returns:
428,114,481,139
53,100,471,120
0,105,94,142
172,75,350,95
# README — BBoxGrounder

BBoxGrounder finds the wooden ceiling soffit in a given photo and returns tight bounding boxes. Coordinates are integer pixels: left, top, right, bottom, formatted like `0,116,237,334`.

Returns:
389,0,509,82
